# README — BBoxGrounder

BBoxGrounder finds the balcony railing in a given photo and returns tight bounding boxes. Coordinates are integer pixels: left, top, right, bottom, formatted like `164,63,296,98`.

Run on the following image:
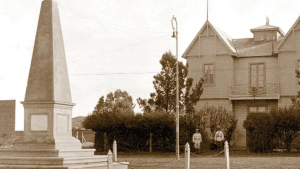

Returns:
230,84,279,98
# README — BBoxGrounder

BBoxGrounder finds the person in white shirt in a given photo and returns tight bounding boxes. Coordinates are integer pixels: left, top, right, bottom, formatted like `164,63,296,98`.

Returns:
214,126,224,149
192,129,202,154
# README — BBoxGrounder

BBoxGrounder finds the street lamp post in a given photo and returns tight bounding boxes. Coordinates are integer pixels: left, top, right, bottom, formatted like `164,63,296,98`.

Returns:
171,15,179,160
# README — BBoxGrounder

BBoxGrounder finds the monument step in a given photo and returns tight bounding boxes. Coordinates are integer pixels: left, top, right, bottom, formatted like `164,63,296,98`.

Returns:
0,156,107,165
63,156,107,164
0,163,106,169
68,162,130,169
14,142,82,150
0,162,129,169
0,148,96,157
59,149,96,157
55,142,82,150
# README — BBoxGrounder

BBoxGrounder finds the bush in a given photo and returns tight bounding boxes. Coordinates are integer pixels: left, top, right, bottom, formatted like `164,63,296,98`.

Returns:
270,107,300,152
205,106,237,144
192,105,237,146
83,111,200,153
243,113,276,153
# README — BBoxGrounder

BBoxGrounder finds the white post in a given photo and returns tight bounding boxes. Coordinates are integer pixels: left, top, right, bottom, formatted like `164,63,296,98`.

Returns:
224,141,230,169
113,140,117,162
185,142,190,169
107,149,113,169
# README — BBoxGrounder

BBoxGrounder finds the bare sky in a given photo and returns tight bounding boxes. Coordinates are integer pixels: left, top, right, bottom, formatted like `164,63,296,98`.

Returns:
0,0,299,130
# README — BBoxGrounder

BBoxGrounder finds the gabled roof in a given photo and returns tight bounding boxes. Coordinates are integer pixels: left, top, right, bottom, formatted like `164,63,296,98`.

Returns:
277,16,300,50
182,21,236,58
212,23,236,53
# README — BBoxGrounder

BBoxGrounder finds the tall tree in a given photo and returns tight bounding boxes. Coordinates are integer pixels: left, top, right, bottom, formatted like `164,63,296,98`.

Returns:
185,78,204,114
137,93,158,114
137,51,187,113
93,89,135,115
137,51,203,114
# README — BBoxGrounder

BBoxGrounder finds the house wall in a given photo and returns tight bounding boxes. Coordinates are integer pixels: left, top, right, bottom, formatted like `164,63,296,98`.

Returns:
195,99,232,111
279,97,294,108
186,24,234,102
234,56,278,86
187,54,234,99
278,51,300,97
277,20,300,100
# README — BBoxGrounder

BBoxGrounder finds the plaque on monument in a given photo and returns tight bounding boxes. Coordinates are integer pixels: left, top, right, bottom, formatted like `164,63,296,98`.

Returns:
30,114,48,131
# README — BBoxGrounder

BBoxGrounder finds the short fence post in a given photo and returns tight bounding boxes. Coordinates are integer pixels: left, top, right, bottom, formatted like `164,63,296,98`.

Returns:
185,142,190,169
107,149,113,169
113,140,117,162
149,132,152,153
224,141,230,169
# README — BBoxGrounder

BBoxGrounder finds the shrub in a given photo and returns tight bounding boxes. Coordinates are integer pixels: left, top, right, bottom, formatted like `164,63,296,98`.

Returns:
84,110,193,152
206,106,237,144
193,106,237,145
270,107,300,152
243,113,275,153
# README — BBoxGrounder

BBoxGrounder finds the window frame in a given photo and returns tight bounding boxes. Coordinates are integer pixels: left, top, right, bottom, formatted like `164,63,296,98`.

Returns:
249,62,266,88
248,106,267,114
203,63,215,86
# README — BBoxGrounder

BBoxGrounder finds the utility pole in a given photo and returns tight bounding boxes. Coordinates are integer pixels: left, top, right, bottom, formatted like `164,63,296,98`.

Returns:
171,15,179,160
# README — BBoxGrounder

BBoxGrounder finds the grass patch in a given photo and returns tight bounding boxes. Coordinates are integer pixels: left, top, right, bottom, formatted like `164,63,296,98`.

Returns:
115,150,300,169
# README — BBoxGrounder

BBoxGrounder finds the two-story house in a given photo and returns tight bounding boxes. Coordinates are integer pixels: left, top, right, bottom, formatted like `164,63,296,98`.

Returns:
182,16,300,149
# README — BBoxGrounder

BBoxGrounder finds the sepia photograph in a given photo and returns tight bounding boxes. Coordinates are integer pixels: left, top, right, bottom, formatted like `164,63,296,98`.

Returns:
0,0,300,168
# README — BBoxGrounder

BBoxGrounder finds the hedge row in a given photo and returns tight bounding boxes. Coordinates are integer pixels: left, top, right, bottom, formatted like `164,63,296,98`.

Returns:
243,106,300,153
83,111,204,152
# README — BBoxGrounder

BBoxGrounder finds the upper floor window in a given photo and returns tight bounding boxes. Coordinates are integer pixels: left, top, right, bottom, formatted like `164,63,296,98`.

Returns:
249,106,266,113
204,64,214,85
250,63,265,87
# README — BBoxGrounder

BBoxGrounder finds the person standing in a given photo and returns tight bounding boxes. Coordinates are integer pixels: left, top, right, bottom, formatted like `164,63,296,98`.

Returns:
192,129,202,154
214,126,224,149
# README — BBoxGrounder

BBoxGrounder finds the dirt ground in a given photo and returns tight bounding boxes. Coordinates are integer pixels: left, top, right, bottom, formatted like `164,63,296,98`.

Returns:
118,151,300,169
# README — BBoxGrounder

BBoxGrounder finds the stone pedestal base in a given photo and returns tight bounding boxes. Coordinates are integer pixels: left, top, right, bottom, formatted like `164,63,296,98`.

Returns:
13,136,82,150
0,136,128,169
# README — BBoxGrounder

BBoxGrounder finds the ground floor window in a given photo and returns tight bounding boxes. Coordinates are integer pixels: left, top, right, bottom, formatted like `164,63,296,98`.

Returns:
249,106,266,113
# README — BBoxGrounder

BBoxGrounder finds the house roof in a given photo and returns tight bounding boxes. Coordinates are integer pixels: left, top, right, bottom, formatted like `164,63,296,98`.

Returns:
211,23,236,53
182,16,300,58
182,21,236,58
232,38,283,57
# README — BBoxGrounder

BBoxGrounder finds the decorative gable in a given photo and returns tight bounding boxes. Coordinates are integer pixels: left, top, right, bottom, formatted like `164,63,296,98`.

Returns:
277,16,300,51
183,21,235,58
186,36,199,56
